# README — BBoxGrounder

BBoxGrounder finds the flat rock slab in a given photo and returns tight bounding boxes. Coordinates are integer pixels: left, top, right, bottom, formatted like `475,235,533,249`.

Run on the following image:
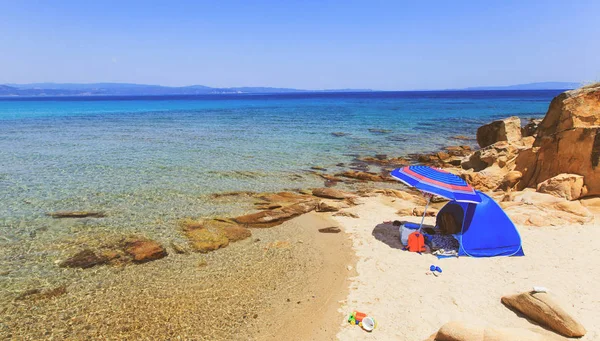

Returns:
312,188,354,200
501,291,586,337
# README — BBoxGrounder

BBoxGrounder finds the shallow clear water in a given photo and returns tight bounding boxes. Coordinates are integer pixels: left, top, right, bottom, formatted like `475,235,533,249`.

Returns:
0,91,560,242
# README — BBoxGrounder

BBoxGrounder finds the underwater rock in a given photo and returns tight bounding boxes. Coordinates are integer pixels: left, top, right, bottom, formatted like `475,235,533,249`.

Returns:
222,225,252,242
59,249,108,269
368,128,392,134
16,285,68,301
123,238,168,263
331,132,349,137
234,201,318,228
47,211,105,218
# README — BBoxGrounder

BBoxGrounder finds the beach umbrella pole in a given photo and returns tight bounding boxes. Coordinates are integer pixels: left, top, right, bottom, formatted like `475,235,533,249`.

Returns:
418,194,431,232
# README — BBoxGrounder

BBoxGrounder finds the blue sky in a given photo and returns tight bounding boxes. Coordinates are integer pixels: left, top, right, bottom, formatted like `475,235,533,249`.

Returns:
1,0,598,90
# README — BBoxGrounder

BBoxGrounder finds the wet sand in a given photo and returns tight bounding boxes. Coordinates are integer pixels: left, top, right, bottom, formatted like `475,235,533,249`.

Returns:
0,212,354,340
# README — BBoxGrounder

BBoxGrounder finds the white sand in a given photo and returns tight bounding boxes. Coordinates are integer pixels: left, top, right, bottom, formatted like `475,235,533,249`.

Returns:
333,195,600,340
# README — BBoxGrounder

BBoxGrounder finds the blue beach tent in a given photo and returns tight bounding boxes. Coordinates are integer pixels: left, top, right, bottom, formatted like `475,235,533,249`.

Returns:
437,191,524,257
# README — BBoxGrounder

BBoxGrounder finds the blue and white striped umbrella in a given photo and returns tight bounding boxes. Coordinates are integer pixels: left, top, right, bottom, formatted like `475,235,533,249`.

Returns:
390,166,481,204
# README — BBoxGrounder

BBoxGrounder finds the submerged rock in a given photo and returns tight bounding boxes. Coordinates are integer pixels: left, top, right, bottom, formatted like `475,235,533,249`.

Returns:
123,238,168,263
59,249,108,269
234,201,318,228
16,285,68,301
331,132,349,137
47,211,105,218
185,228,229,253
180,218,251,252
368,128,392,134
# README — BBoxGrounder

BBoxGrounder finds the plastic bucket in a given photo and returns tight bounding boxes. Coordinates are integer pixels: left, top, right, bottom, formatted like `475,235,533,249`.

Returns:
399,222,420,246
361,316,376,332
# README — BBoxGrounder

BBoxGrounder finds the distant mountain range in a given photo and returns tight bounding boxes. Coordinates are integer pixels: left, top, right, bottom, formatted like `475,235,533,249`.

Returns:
0,83,372,97
459,82,582,91
0,81,582,97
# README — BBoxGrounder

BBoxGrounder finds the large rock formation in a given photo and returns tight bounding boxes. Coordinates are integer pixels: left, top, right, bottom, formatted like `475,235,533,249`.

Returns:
476,116,523,148
516,84,600,196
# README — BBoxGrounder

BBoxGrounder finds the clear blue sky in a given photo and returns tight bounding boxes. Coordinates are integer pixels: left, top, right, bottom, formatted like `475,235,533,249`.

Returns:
1,0,598,90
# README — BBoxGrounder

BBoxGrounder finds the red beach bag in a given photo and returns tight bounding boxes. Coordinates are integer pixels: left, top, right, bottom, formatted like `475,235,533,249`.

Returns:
407,231,426,252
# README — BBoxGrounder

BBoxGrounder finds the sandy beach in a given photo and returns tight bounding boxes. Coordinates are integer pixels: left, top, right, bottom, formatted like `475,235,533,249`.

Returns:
331,194,600,340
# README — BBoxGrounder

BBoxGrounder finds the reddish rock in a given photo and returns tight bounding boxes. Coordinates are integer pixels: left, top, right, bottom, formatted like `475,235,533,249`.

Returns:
123,238,168,263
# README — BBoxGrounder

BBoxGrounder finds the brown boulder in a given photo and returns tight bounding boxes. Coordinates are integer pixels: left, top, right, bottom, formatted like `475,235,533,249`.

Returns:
516,84,600,196
501,291,586,337
59,249,107,269
536,173,588,200
234,201,318,228
476,116,523,148
312,187,354,199
461,141,519,171
123,238,168,263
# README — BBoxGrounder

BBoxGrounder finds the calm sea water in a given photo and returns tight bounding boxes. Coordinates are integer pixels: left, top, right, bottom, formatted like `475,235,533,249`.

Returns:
0,91,561,242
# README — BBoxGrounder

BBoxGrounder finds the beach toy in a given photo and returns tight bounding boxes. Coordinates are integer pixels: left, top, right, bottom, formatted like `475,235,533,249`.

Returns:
360,316,376,332
348,311,366,323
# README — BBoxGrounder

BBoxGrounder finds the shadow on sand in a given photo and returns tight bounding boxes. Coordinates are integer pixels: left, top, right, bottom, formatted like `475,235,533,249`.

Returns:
371,221,435,250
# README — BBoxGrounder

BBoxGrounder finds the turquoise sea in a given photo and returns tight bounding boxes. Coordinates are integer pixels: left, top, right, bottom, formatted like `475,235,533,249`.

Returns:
0,91,561,243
